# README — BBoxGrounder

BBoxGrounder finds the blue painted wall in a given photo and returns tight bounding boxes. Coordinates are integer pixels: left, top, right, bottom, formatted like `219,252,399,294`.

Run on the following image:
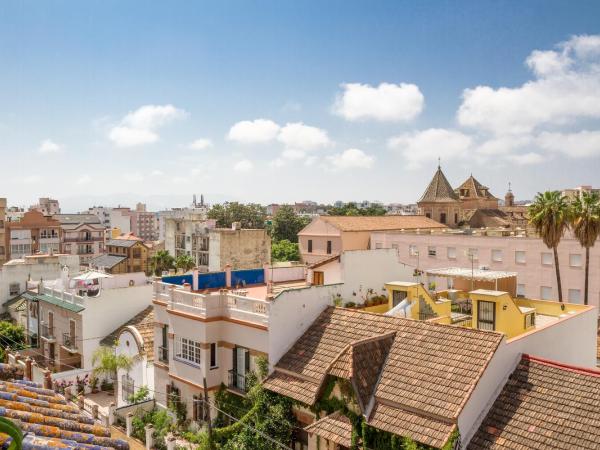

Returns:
162,274,193,285
231,268,264,286
197,272,227,289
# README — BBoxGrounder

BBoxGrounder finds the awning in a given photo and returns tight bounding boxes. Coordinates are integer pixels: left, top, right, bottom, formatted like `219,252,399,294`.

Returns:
425,267,517,282
72,270,113,281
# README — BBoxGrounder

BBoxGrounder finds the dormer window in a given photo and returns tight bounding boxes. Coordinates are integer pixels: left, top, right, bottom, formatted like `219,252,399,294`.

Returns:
460,189,469,197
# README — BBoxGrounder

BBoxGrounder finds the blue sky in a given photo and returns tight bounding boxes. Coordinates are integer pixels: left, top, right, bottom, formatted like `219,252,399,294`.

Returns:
1,1,599,210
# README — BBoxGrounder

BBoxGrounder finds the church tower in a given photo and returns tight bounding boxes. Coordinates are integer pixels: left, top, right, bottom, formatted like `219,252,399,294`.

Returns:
417,163,461,227
505,183,515,207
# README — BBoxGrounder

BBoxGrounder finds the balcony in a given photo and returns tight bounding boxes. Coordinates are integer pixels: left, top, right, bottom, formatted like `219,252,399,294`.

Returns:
153,282,270,328
158,346,169,363
62,333,78,352
40,324,56,341
64,236,103,243
228,370,249,394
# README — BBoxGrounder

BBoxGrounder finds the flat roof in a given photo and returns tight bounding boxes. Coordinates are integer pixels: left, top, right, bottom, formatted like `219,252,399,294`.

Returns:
385,281,419,287
425,267,517,281
469,289,506,297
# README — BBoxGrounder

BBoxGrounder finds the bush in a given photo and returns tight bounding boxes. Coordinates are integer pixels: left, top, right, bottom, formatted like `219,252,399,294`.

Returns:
344,302,356,308
131,408,173,450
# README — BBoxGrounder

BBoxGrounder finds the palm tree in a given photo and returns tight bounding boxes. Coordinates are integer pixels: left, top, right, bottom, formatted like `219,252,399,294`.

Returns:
570,192,600,305
528,191,570,302
0,417,23,450
151,249,175,276
175,254,195,273
92,346,135,390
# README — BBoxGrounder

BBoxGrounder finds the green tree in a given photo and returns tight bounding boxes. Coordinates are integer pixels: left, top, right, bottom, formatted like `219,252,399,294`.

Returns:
327,202,387,216
175,254,195,273
528,191,570,301
208,202,267,229
271,205,310,243
92,346,135,386
151,250,175,276
271,240,300,262
0,322,26,361
570,192,600,305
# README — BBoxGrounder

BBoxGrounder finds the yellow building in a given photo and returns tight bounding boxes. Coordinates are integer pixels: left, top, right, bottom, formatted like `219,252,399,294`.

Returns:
88,234,150,274
384,268,590,339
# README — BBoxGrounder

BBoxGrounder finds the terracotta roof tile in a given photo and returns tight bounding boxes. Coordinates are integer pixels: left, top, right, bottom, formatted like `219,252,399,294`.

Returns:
305,412,353,448
0,364,128,449
100,306,155,362
262,371,319,405
455,175,497,200
468,355,600,450
316,215,447,232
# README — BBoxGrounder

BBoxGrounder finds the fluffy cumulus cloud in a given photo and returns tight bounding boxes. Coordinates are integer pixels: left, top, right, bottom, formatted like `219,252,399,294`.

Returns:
188,138,213,150
536,130,600,158
505,152,545,165
38,139,62,154
233,159,254,172
227,119,280,144
76,174,92,184
327,148,374,171
389,128,472,169
277,122,331,151
457,35,600,135
109,104,187,147
333,82,424,122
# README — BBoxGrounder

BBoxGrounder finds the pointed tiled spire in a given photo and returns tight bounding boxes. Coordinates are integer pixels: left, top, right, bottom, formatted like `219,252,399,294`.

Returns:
418,165,459,203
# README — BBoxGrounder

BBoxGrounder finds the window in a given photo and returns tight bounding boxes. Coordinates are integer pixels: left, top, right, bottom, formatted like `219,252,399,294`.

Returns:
391,243,399,250
159,325,169,362
517,284,526,297
447,247,456,259
569,254,582,267
541,252,553,266
307,240,313,253
210,343,218,369
491,249,503,262
477,300,496,331
454,213,458,224
409,245,418,257
374,242,383,249
440,213,447,224
568,289,581,304
9,283,20,297
326,240,332,254
174,336,201,366
425,212,431,219
540,286,552,300
122,374,134,403
428,246,436,257
515,251,526,264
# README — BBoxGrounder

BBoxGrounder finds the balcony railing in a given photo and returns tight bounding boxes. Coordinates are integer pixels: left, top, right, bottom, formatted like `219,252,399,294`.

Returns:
64,236,103,243
40,324,55,340
153,281,270,327
62,333,77,351
158,346,169,363
228,370,248,394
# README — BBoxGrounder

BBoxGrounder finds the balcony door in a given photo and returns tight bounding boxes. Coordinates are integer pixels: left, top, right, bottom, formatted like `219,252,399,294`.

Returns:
48,311,54,333
477,300,496,331
232,347,250,391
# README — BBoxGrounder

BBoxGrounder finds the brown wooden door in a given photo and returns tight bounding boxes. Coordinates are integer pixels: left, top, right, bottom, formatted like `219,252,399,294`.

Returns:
313,271,324,286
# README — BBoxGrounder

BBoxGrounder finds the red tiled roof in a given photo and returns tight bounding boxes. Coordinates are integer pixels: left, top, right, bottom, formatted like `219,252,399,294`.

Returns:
305,412,353,448
468,355,600,449
265,307,503,447
315,215,447,232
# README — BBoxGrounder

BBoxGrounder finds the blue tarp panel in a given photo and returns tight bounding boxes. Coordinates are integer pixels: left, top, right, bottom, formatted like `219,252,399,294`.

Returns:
197,272,227,289
161,274,193,285
231,268,264,286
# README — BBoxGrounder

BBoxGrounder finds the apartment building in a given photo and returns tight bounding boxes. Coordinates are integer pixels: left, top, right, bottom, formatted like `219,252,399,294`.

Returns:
130,203,159,241
372,228,600,308
30,197,61,216
165,218,271,272
88,235,149,274
86,206,133,235
4,210,62,260
22,271,151,372
55,214,105,264
298,215,446,264
0,198,6,265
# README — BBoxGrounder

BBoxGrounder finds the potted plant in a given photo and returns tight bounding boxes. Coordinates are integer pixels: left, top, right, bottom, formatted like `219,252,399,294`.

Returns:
89,375,99,393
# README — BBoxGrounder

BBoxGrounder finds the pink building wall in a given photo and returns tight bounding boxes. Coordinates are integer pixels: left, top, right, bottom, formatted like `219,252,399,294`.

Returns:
371,231,600,308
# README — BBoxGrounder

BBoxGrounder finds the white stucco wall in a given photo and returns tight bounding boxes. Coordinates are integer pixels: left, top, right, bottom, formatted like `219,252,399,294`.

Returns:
115,328,152,407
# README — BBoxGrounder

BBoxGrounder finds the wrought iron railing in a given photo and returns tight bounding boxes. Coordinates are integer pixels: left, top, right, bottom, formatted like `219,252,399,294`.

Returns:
62,333,77,350
228,370,248,393
40,324,55,340
418,311,438,321
451,299,472,315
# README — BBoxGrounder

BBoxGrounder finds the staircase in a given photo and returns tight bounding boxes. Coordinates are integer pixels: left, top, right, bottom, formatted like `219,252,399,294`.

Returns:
419,296,438,320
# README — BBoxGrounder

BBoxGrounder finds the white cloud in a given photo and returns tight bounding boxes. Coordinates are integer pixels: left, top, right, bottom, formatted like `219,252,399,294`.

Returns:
269,158,286,168
537,130,600,158
327,148,374,171
457,35,600,135
233,159,254,172
38,139,62,154
188,138,213,150
277,122,331,151
151,169,164,176
333,82,424,122
76,174,92,185
227,119,280,144
281,149,306,160
389,128,472,169
475,135,533,157
108,104,187,147
505,152,544,165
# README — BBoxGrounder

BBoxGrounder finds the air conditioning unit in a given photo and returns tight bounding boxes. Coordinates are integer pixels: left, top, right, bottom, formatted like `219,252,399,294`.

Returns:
479,265,490,271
